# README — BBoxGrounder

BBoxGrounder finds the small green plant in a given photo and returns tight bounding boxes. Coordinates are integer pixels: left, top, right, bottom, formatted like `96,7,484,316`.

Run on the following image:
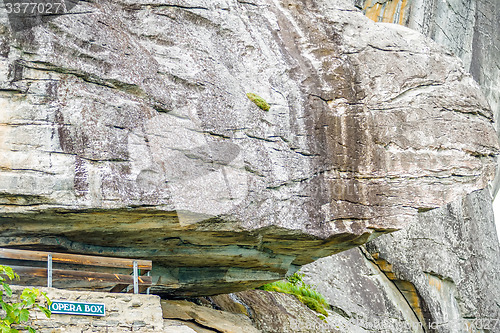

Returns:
0,265,51,333
258,273,330,318
246,93,270,111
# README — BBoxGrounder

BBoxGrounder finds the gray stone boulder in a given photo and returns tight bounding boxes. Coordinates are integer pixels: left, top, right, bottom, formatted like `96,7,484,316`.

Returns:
0,0,497,295
297,3,500,332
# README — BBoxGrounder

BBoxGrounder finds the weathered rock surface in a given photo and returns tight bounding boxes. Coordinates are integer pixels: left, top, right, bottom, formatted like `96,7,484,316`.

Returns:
303,188,500,332
162,290,341,333
207,290,339,333
161,299,260,333
0,0,497,295
356,0,500,194
296,3,500,332
301,247,425,332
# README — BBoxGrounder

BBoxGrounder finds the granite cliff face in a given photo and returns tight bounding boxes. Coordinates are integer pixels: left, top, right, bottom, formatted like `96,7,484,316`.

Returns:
303,188,500,332
356,0,500,194
0,0,498,311
294,1,500,332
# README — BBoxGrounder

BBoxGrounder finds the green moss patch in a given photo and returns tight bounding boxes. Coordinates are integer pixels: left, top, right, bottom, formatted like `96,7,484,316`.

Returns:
258,273,330,317
246,93,270,111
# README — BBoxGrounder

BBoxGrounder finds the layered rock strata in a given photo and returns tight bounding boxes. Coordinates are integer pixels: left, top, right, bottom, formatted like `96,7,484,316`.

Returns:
0,0,497,294
356,0,500,193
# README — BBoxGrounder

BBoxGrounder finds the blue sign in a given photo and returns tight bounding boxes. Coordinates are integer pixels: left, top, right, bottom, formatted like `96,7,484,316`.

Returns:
50,300,106,316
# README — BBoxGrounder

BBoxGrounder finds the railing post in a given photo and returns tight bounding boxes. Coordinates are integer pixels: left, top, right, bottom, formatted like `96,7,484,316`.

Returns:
133,261,138,294
47,254,53,288
146,271,151,295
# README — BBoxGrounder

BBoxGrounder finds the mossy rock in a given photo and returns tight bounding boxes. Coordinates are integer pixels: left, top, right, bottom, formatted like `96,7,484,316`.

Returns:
258,276,330,316
247,93,270,111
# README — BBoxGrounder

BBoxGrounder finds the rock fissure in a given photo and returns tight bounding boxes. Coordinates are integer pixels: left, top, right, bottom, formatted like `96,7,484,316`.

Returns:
360,247,428,332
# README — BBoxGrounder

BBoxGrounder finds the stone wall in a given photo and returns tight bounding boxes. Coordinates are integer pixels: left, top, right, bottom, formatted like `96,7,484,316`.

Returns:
11,286,164,332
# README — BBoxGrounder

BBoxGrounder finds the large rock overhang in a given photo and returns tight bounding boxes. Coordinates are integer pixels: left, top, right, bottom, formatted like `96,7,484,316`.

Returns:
0,0,497,295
